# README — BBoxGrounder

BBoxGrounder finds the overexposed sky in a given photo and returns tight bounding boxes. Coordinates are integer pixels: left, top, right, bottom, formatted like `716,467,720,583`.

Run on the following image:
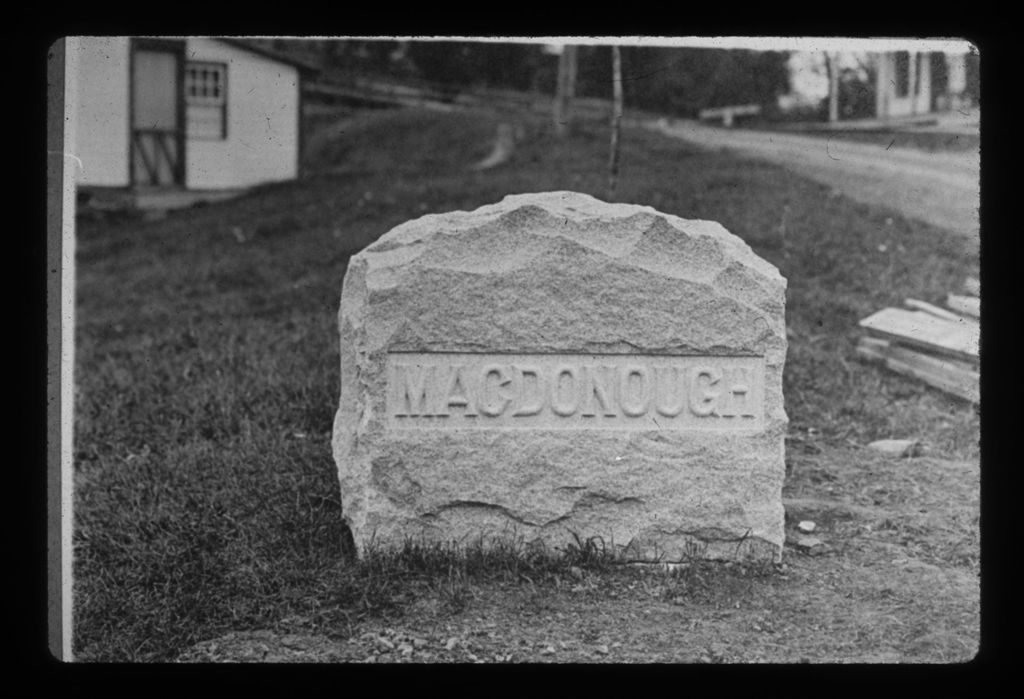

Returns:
301,36,975,54
786,52,874,102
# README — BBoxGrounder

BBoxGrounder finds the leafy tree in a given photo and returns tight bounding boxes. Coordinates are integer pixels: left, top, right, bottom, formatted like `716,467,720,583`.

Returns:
405,41,545,91
314,40,792,120
835,65,876,120
572,47,791,117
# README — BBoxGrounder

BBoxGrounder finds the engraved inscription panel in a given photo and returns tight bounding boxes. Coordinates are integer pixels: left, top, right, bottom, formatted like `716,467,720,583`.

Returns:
386,353,765,430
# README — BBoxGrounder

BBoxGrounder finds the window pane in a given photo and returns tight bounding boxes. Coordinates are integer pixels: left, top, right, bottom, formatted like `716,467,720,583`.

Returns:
185,63,226,107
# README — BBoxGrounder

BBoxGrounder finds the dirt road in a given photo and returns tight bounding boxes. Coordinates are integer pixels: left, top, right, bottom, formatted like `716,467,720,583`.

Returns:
643,119,980,242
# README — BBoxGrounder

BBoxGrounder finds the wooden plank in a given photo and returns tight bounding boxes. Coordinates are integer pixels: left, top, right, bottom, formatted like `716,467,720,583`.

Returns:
860,350,979,404
964,277,980,297
904,298,961,322
155,132,178,183
858,336,977,374
860,307,979,362
859,336,890,352
946,293,980,319
856,338,979,403
132,132,159,186
859,307,979,364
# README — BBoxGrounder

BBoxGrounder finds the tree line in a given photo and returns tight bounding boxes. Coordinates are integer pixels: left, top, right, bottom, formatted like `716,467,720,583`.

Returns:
288,40,793,119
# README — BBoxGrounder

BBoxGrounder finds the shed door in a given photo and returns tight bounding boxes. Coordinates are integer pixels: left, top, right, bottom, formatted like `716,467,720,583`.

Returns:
131,45,184,186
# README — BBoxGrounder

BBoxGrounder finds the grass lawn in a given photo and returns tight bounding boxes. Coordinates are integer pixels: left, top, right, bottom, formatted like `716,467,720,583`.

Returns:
73,105,979,662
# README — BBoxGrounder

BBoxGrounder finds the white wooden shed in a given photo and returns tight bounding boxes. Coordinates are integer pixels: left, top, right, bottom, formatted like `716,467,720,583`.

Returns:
68,37,314,206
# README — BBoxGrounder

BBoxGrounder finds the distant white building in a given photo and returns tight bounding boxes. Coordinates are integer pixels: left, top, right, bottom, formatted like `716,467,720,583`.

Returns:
780,49,976,122
68,37,315,203
874,50,974,119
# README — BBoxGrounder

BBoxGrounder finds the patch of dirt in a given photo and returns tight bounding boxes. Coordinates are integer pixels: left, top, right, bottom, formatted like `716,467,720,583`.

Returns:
176,449,979,663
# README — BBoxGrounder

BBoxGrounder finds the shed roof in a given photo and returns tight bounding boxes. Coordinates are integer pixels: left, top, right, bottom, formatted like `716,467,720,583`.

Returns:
212,38,322,75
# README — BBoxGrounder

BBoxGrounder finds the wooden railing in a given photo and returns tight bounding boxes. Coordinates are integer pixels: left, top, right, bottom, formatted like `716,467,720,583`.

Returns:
697,104,761,127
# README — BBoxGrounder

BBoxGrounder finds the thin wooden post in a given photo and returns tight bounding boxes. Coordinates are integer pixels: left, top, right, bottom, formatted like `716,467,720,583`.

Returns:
553,45,578,137
825,52,840,123
608,45,623,199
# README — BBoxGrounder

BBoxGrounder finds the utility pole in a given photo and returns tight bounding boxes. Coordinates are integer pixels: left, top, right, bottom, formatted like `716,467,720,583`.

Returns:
553,45,578,137
608,45,623,199
825,52,840,123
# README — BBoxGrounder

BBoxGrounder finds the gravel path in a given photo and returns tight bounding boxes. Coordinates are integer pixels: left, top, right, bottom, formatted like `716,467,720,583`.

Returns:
642,119,980,243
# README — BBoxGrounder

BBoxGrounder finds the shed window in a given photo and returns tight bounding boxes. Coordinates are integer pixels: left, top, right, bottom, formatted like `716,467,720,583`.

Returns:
186,62,227,139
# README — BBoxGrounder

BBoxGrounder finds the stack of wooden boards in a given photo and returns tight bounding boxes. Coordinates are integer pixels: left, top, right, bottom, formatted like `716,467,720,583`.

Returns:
857,277,980,403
